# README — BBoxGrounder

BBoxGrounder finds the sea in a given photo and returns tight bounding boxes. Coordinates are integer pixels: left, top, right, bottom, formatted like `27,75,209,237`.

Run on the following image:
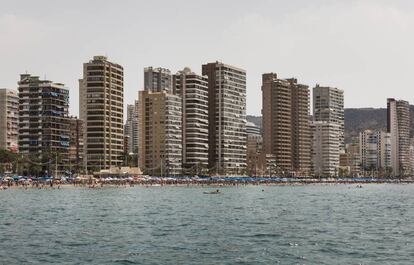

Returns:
0,184,413,264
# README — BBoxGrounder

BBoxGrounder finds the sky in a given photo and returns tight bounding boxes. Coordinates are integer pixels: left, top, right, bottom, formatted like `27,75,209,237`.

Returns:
1,0,414,117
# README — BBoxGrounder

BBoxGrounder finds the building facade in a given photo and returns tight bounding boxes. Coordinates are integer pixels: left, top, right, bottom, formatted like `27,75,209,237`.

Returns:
138,90,182,176
124,101,139,154
0,89,19,152
173,67,209,172
246,122,262,176
311,121,340,176
68,117,84,173
359,130,391,172
79,56,124,171
18,74,70,173
202,62,247,175
144,67,172,92
262,73,311,175
313,85,344,152
387,98,411,177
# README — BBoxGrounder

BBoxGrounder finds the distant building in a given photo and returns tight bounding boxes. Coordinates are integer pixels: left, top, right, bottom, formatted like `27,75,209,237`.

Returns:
173,67,209,172
246,122,262,176
311,121,340,176
359,130,391,172
144,67,172,92
202,62,247,175
79,56,124,171
0,89,19,152
387,98,410,177
138,90,182,176
68,117,84,173
18,74,70,173
262,73,311,176
124,101,139,154
344,139,361,176
313,85,344,152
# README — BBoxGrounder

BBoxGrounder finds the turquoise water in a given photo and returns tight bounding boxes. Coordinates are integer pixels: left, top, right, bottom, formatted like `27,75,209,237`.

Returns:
0,184,413,264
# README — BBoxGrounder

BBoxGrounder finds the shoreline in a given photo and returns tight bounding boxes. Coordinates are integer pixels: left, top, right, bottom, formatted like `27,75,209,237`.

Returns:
1,181,413,190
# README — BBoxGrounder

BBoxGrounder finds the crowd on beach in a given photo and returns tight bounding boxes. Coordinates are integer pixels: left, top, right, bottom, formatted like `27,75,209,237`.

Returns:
1,175,413,190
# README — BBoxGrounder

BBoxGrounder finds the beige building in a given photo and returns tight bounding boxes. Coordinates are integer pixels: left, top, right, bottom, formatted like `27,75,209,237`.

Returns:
79,56,124,171
202,62,247,175
138,90,182,176
261,73,311,176
387,98,410,177
0,89,19,152
173,67,209,172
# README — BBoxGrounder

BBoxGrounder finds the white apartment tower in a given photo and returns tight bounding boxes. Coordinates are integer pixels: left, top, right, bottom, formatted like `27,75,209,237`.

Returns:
124,101,139,154
313,85,344,152
311,121,340,176
173,67,209,171
0,89,19,152
359,130,391,171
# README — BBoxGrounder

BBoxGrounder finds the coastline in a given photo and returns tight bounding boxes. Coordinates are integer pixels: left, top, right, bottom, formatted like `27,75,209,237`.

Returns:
1,180,413,190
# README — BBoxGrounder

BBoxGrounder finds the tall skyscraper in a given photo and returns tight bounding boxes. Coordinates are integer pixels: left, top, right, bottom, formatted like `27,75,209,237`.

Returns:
173,67,209,171
387,98,410,177
18,74,70,172
79,56,124,171
359,130,391,172
144,67,172,92
311,121,340,176
124,101,139,154
261,73,311,175
0,89,19,152
202,61,247,175
313,85,344,152
138,90,182,176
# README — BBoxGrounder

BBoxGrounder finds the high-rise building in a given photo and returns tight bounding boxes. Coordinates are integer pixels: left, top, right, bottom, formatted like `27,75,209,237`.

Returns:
124,101,139,154
202,61,247,174
313,85,344,152
138,90,182,176
68,117,84,173
0,89,19,152
387,98,410,177
262,73,311,175
173,67,209,171
289,78,311,175
79,56,124,171
18,74,70,172
311,121,340,176
144,67,172,92
359,130,391,172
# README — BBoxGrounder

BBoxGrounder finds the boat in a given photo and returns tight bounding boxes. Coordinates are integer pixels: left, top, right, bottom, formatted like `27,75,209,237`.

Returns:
203,190,221,194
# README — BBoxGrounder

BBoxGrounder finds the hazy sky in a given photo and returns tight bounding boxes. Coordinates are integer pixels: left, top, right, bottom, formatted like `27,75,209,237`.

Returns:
1,0,414,117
